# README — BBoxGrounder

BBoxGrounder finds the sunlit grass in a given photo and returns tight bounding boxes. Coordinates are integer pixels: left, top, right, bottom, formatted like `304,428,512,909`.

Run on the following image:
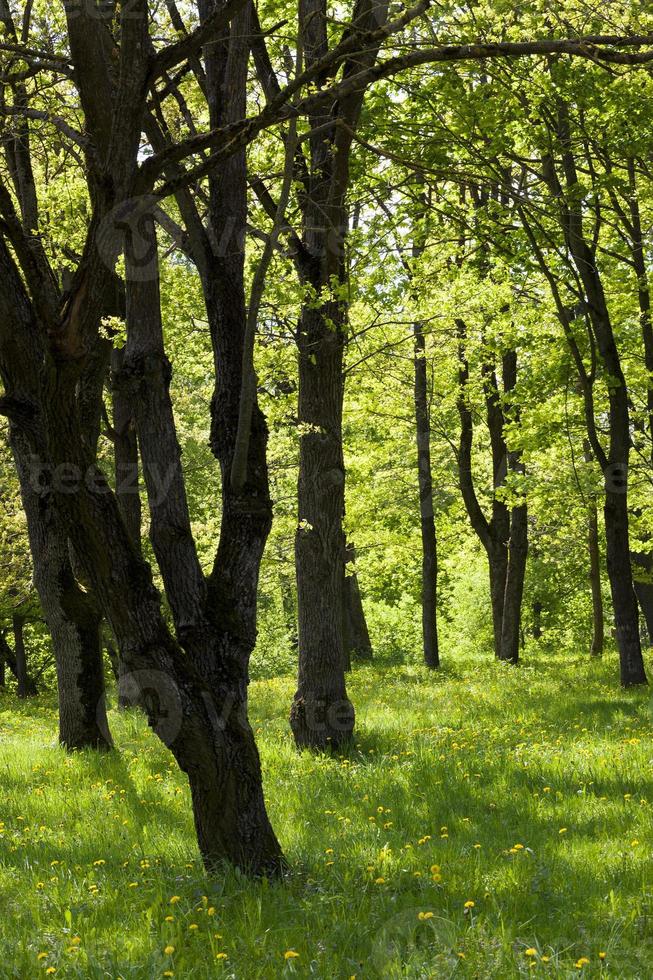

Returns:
0,651,652,977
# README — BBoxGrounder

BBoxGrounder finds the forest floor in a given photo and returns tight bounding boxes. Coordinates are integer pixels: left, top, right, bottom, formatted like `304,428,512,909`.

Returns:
0,652,652,979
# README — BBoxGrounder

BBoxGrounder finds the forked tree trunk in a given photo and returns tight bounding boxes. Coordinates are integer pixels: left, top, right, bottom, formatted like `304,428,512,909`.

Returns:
588,504,604,656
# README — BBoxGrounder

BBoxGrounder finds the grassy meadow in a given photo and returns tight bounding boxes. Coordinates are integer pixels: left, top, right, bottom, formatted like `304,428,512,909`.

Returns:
0,652,652,978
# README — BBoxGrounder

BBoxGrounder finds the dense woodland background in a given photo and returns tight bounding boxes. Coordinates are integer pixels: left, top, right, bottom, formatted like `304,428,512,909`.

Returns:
0,0,653,913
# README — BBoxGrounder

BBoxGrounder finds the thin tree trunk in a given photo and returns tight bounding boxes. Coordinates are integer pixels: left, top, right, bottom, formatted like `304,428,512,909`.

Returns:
631,553,653,645
588,503,604,656
413,318,439,668
278,558,298,651
0,627,37,694
500,500,528,663
12,614,29,699
343,544,373,663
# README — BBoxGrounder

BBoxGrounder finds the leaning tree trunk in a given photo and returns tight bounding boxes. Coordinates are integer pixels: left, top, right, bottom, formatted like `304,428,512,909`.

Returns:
588,503,605,656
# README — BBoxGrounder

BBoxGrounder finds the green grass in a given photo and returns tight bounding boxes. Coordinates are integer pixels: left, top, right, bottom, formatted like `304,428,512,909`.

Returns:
1,652,653,978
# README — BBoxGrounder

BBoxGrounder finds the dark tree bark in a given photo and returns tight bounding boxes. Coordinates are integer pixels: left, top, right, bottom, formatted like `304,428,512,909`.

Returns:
278,555,299,651
12,614,29,699
588,503,605,657
0,256,112,746
0,627,37,694
111,347,142,549
532,601,543,639
632,553,653,645
413,317,439,668
343,544,373,663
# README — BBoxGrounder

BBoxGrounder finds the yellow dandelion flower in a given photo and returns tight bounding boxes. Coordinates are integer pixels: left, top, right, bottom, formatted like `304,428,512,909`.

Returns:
37,953,48,961
164,945,175,955
188,924,198,931
464,900,475,909
374,877,385,885
45,970,56,976
417,911,434,921
169,896,181,904
575,957,590,968
598,952,606,960
165,916,174,922
525,948,537,957
284,950,300,959
215,953,228,960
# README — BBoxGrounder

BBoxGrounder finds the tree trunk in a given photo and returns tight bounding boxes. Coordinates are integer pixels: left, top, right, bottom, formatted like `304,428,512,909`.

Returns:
604,487,647,685
413,318,439,668
500,500,528,663
10,429,113,747
0,628,37,694
588,504,604,656
343,544,373,663
12,614,29,699
532,601,543,639
291,302,354,749
632,552,653,645
111,346,141,548
488,548,507,660
278,558,298,651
